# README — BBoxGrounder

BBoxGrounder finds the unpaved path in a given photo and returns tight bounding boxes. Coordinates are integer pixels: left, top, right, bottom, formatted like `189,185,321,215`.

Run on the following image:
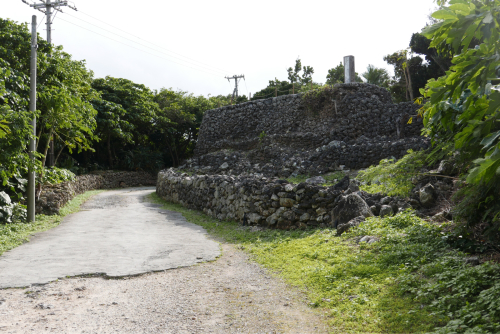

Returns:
0,188,327,333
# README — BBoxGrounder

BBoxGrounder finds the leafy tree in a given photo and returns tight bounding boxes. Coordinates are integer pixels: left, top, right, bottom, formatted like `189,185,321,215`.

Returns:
91,99,133,168
362,65,390,87
421,0,500,240
154,89,208,167
287,58,301,83
92,77,158,146
252,78,294,100
0,18,98,179
326,62,362,85
301,65,314,85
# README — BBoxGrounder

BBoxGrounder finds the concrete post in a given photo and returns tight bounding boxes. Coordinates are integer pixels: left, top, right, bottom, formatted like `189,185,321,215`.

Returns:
28,15,37,223
344,55,355,83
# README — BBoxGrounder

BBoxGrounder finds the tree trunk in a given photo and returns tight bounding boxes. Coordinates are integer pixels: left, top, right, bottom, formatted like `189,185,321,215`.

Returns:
406,65,414,101
54,143,66,166
40,128,53,168
107,134,113,168
37,127,53,200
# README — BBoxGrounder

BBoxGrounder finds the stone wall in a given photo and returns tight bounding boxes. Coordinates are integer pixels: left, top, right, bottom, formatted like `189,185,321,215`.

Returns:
195,83,423,156
187,83,428,178
156,169,416,231
156,169,341,229
36,171,156,215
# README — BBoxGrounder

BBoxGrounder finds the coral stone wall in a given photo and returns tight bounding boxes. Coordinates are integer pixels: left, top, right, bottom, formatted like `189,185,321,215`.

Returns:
194,83,423,157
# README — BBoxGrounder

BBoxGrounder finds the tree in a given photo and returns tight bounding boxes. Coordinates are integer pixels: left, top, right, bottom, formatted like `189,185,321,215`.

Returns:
326,62,362,85
287,58,301,83
361,65,390,87
92,77,159,147
421,0,500,240
91,99,133,168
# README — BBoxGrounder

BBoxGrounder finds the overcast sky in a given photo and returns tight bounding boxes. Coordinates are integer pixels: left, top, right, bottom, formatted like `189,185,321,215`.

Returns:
6,0,437,97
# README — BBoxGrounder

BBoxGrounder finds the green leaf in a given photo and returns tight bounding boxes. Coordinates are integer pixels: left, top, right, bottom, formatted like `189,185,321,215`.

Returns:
481,131,500,149
432,9,458,20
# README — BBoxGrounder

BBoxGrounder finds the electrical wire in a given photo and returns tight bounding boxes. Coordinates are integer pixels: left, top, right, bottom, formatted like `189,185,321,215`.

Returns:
75,10,233,75
37,15,45,30
56,17,224,78
62,12,230,76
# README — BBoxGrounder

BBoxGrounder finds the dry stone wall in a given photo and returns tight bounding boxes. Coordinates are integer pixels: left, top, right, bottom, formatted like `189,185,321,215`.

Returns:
156,169,417,231
36,171,156,215
195,83,423,156
188,83,428,178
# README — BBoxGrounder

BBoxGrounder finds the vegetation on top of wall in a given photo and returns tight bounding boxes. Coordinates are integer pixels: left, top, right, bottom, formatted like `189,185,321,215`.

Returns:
300,86,338,115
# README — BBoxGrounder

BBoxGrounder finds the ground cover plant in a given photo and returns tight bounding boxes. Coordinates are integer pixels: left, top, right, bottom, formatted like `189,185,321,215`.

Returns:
0,190,103,256
149,192,500,333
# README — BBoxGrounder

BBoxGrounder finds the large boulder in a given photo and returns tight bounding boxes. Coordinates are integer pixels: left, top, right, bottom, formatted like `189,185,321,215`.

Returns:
332,193,373,231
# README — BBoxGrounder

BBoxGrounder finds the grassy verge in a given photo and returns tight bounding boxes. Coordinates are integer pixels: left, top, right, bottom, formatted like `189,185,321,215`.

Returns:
148,192,500,333
0,190,104,256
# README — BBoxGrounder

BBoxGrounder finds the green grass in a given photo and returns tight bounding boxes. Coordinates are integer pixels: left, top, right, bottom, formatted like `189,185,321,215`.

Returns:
148,192,500,333
287,172,345,187
0,190,104,256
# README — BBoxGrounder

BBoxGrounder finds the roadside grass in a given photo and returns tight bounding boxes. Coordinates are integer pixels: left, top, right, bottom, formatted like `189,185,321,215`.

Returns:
149,192,500,333
287,172,345,187
0,190,104,256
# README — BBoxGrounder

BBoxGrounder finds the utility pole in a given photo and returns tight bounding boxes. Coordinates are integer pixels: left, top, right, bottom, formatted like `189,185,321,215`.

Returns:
27,15,37,223
225,75,245,101
22,0,78,167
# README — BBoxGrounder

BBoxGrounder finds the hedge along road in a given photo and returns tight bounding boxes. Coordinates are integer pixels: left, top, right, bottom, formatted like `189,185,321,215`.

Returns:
0,187,220,288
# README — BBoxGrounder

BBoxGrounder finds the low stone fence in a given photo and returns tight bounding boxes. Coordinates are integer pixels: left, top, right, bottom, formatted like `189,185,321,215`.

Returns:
156,169,340,229
36,171,156,215
156,168,416,234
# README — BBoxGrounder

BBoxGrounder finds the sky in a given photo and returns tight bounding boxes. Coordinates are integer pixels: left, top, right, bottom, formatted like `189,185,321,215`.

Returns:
6,0,437,97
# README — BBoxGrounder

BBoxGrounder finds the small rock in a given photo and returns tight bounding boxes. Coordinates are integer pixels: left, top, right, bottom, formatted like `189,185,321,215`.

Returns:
306,176,326,185
420,183,437,208
465,257,480,266
332,176,350,191
36,303,52,310
379,205,393,217
380,196,392,205
337,216,365,235
220,162,229,170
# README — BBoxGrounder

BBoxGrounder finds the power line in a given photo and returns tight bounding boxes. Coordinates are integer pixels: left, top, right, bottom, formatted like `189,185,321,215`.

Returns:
75,10,233,75
61,12,229,76
56,17,224,78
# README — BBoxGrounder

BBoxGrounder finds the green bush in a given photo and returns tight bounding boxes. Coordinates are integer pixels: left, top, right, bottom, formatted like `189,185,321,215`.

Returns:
356,149,427,196
38,167,76,185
